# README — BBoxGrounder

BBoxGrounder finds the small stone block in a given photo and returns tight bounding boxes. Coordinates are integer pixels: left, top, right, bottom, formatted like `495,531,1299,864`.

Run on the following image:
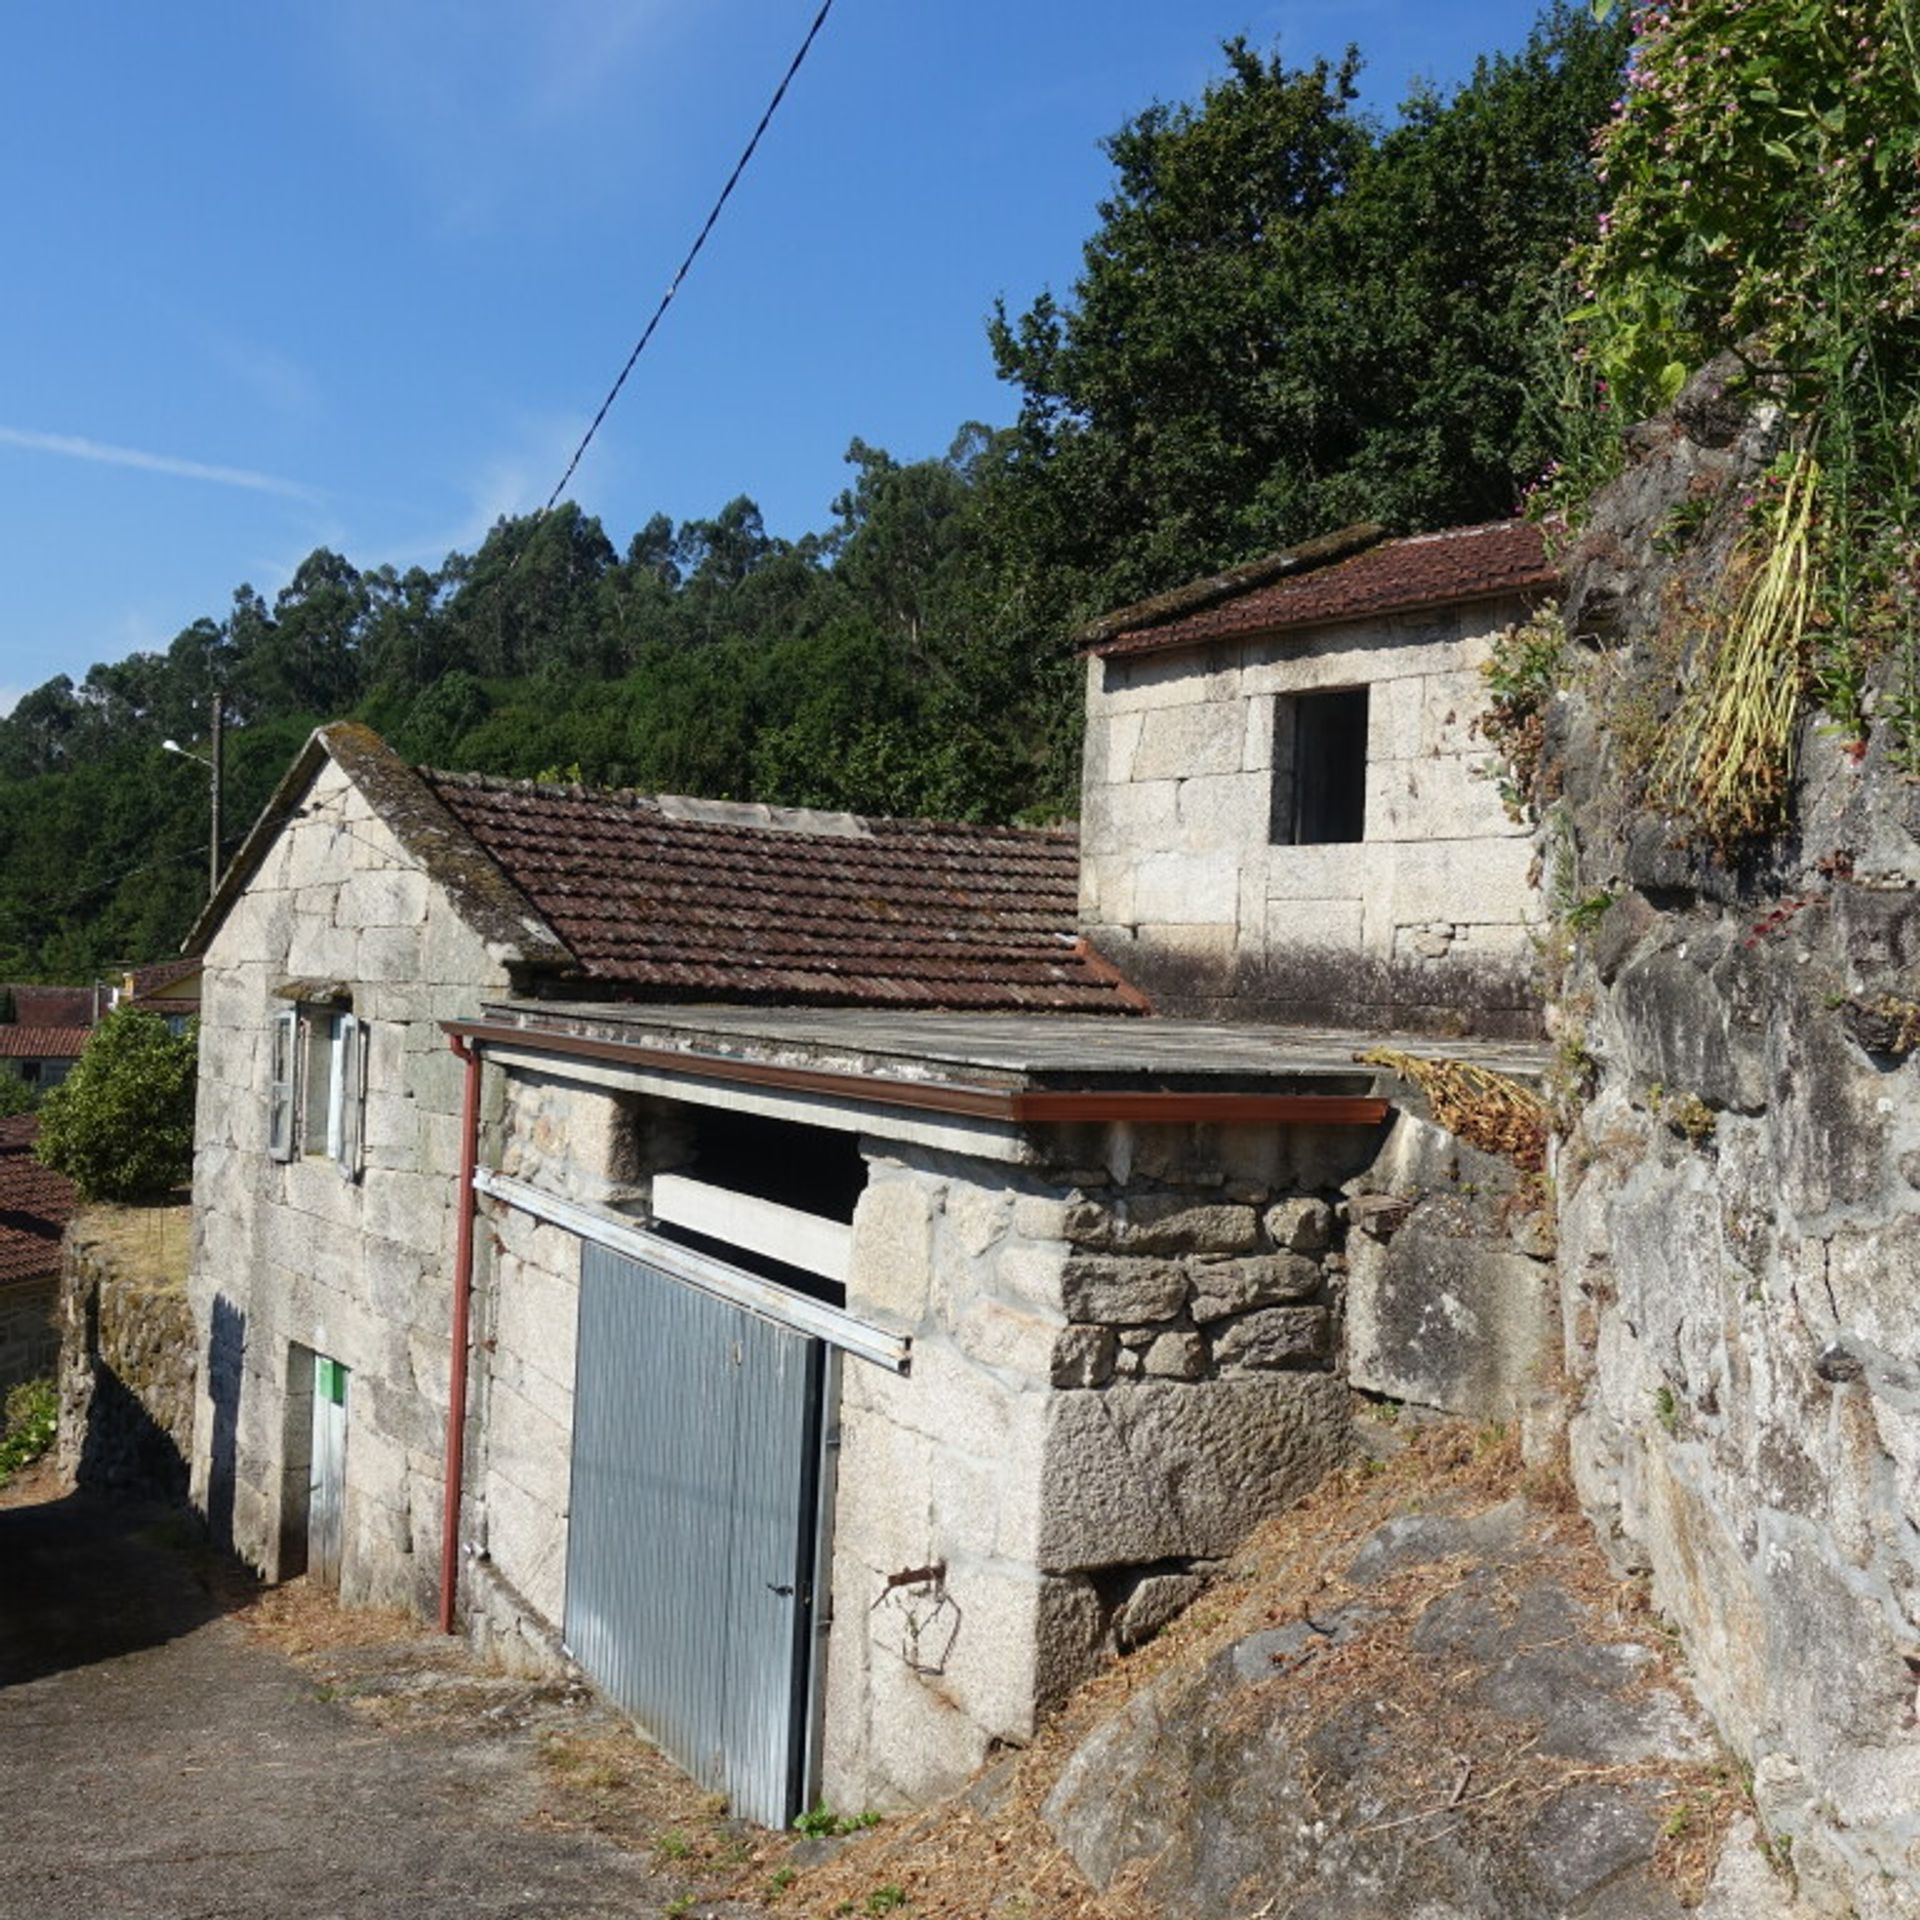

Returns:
1052,1325,1119,1389
1211,1306,1329,1371
1143,1331,1208,1380
1189,1254,1322,1322
1065,1195,1260,1257
1263,1197,1334,1254
1115,1572,1206,1651
1062,1256,1190,1324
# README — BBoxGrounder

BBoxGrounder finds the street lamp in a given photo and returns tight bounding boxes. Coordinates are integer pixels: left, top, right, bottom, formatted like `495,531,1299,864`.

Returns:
163,692,224,903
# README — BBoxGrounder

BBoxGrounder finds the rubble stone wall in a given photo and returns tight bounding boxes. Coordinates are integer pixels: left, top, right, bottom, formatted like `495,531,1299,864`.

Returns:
1078,598,1545,1034
823,1117,1372,1809
0,1272,59,1397
56,1209,196,1500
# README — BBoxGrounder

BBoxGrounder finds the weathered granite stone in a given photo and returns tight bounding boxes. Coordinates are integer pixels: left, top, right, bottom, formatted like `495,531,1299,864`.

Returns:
1262,1196,1333,1252
1038,1374,1350,1570
1142,1331,1207,1380
1051,1324,1118,1389
1115,1571,1206,1651
1064,1194,1260,1256
1188,1252,1320,1321
848,1176,938,1332
1210,1305,1328,1370
1060,1256,1189,1324
1347,1196,1554,1418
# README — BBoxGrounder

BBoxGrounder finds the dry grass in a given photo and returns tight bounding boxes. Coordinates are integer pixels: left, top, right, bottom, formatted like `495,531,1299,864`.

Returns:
1355,1049,1551,1173
778,1422,1741,1919
71,1200,191,1290
202,1425,1743,1918
1655,449,1818,849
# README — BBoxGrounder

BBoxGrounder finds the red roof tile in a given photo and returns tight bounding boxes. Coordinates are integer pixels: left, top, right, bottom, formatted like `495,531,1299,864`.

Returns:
1093,520,1558,659
0,1027,90,1060
422,776,1141,1015
1,985,96,1028
0,1117,76,1285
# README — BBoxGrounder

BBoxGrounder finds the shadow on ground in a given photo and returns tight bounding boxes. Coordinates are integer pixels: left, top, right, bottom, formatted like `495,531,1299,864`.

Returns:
0,1489,235,1689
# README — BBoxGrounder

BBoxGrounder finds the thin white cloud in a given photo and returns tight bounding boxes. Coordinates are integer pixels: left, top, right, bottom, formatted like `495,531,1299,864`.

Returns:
198,328,324,423
0,425,321,502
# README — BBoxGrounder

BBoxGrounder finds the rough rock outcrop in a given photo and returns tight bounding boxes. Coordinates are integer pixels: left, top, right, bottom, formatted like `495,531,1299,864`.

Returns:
1044,1493,1797,1918
1545,359,1920,1917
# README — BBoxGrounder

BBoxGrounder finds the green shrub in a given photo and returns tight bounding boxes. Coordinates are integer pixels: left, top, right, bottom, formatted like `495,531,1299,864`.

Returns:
0,1378,57,1480
35,1007,197,1201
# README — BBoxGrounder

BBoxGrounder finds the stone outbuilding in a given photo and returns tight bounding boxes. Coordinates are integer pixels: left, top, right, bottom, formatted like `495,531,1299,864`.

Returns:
180,519,1560,1825
1078,519,1556,1035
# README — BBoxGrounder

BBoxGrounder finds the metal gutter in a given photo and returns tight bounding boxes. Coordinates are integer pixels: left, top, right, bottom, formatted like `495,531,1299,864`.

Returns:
441,1018,1390,1128
438,1030,483,1635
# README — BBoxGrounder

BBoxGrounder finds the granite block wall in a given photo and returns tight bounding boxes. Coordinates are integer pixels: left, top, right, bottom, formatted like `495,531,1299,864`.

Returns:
1080,599,1545,1034
188,755,511,1614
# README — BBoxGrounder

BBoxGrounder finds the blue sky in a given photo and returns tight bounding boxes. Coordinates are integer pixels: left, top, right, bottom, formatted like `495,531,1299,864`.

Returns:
1,0,1554,715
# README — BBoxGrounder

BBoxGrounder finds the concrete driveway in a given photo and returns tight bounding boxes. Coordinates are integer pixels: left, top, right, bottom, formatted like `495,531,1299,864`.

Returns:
0,1480,760,1920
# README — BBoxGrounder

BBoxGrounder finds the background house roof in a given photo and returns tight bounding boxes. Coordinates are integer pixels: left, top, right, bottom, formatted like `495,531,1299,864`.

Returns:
0,1026,90,1061
0,986,97,1028
0,1115,77,1285
1090,519,1558,659
423,772,1141,1015
122,957,202,1005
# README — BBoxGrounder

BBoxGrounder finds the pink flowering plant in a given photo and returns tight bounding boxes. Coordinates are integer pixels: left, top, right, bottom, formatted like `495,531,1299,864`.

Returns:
1575,0,1920,414
1572,0,1920,782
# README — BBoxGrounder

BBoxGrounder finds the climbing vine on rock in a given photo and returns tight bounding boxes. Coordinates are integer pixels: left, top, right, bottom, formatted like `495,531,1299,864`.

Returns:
1568,0,1920,803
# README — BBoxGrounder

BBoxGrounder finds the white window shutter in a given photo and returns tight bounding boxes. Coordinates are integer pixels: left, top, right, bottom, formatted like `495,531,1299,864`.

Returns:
268,1008,298,1162
337,1011,367,1179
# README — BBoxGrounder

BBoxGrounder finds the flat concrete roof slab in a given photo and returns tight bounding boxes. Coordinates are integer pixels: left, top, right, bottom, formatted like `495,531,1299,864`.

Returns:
476,1001,1550,1093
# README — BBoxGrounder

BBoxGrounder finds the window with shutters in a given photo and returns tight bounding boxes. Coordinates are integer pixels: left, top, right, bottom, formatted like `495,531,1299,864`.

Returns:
268,1003,365,1177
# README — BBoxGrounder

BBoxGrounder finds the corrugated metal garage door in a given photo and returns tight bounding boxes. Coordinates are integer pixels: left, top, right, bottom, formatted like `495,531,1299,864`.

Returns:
563,1242,825,1828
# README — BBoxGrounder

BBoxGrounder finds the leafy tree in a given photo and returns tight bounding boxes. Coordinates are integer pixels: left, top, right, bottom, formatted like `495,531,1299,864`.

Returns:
35,1007,197,1201
988,6,1625,609
0,1063,33,1117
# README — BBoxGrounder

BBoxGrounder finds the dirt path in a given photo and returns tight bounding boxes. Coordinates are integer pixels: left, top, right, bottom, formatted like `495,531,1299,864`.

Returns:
0,1478,770,1920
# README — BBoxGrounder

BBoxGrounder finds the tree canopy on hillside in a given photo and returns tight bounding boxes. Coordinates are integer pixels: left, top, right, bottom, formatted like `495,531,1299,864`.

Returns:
0,3,1625,983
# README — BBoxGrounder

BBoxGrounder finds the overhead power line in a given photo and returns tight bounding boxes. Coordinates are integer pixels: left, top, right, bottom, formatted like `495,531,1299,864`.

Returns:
540,0,838,515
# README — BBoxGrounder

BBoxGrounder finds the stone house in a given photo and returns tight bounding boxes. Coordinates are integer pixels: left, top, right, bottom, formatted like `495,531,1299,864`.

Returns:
181,520,1559,1825
0,1023,89,1094
113,956,204,1034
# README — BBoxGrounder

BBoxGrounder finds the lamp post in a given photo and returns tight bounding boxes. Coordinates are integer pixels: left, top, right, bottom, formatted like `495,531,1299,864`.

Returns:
163,691,224,903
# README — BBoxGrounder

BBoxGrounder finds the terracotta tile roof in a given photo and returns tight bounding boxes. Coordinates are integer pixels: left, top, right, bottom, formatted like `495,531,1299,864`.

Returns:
422,774,1143,1015
0,1116,76,1285
0,1027,90,1061
1092,520,1558,659
1,985,96,1028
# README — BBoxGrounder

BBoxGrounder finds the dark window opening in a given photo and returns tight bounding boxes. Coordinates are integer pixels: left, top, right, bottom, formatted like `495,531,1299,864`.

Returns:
641,1104,869,1311
684,1106,867,1223
1272,686,1370,846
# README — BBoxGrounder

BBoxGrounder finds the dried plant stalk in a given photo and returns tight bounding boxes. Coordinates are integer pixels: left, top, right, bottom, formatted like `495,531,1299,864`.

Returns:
1357,1048,1550,1172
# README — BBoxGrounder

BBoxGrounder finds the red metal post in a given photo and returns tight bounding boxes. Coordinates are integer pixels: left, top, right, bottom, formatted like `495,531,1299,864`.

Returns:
438,1032,482,1635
